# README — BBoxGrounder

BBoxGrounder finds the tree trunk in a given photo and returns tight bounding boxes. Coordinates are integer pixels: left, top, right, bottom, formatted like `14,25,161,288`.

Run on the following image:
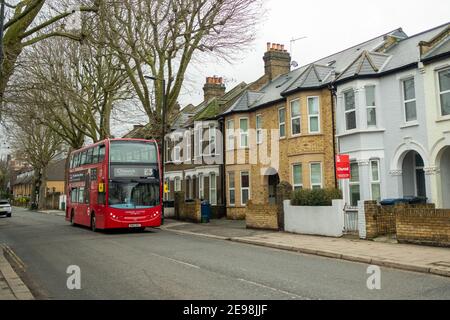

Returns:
38,166,48,210
30,169,40,207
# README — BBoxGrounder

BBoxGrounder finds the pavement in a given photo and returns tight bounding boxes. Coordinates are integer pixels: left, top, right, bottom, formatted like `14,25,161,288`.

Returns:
161,219,450,278
0,245,34,300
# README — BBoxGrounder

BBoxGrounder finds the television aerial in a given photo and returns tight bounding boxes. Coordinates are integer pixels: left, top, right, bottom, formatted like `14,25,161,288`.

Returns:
290,36,307,68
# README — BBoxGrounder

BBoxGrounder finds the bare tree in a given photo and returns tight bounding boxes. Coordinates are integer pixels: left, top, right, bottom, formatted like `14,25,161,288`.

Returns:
5,114,64,210
0,0,99,116
97,0,263,140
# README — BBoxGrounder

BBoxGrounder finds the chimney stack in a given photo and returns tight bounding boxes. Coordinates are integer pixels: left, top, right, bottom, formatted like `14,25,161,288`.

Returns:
264,42,291,81
203,76,226,102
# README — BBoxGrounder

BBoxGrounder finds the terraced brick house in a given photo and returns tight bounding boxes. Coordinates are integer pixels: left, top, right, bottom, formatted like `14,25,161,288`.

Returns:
163,77,248,218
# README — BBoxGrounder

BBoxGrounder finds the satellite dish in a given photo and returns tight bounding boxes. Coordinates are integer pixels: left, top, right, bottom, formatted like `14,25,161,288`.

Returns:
291,61,299,68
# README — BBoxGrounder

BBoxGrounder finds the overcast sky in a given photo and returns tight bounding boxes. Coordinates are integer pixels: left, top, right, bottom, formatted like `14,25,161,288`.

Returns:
2,1,450,144
178,0,450,107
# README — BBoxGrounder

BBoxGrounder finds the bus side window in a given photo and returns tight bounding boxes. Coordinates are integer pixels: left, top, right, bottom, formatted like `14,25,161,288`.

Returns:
80,151,87,166
98,145,106,163
78,187,85,203
86,148,94,165
73,153,80,168
92,146,100,163
71,188,78,203
69,155,74,169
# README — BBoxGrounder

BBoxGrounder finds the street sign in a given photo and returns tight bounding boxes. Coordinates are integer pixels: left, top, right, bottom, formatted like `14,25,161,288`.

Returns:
336,155,350,180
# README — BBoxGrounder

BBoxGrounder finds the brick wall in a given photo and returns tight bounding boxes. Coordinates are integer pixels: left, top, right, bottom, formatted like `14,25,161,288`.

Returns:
396,208,450,247
364,200,450,247
245,200,278,230
175,192,201,223
227,207,247,220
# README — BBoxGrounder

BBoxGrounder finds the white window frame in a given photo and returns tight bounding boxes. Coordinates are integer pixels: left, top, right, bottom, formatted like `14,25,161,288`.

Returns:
228,172,235,206
278,107,286,139
402,77,417,123
208,124,216,156
349,162,360,207
198,173,204,199
438,68,450,117
290,99,301,136
344,89,357,131
256,114,263,145
174,142,181,163
310,162,323,189
307,96,320,134
365,85,377,127
226,120,235,150
185,130,192,162
209,173,217,205
292,164,303,190
174,177,181,192
239,117,249,148
370,159,381,201
240,171,250,206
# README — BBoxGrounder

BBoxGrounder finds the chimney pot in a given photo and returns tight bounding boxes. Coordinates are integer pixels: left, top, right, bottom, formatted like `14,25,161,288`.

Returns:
267,42,271,51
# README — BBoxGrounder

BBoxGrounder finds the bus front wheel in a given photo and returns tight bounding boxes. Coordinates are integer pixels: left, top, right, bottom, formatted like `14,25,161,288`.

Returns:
91,214,97,232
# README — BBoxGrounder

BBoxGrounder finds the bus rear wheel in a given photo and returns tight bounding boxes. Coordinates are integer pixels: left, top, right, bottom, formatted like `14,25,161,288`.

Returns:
91,214,97,232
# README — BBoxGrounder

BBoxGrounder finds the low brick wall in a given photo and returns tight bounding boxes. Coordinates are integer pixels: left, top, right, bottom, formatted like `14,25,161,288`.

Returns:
363,200,450,247
245,201,278,230
396,208,450,247
174,192,201,223
227,207,247,220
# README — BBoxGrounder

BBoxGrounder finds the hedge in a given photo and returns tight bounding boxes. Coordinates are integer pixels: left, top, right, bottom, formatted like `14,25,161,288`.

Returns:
291,188,342,206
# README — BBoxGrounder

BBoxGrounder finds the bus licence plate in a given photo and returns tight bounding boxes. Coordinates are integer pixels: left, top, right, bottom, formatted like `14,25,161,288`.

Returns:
129,224,142,228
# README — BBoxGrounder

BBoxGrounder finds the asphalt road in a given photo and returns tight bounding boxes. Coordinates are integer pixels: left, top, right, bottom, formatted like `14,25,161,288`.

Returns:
0,207,449,300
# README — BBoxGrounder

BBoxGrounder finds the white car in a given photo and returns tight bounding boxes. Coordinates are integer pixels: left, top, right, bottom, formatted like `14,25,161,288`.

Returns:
0,200,12,218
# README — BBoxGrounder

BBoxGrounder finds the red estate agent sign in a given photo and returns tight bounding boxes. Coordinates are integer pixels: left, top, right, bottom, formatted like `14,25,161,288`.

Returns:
336,155,350,180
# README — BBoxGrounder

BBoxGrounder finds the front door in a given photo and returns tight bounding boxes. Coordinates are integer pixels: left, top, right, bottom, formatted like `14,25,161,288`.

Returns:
268,174,280,204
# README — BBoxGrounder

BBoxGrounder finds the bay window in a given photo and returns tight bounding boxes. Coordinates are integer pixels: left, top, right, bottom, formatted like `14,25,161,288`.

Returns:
370,160,381,202
228,172,235,206
438,69,450,116
279,108,286,138
310,163,322,190
240,171,250,205
291,99,301,135
365,85,377,127
227,120,235,150
256,114,263,144
239,118,249,148
308,97,320,133
292,164,303,190
344,90,356,130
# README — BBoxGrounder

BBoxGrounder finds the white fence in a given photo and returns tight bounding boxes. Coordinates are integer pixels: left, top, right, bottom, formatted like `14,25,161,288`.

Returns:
284,199,345,237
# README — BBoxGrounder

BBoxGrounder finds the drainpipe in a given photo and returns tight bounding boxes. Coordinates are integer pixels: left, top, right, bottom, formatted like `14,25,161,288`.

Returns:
329,83,338,189
219,118,227,218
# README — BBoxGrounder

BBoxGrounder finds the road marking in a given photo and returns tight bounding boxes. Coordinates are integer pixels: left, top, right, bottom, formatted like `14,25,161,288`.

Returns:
237,278,312,300
149,252,201,269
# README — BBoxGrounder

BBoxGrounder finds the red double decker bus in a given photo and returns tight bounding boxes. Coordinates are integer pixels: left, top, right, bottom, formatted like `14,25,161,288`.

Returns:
66,138,162,231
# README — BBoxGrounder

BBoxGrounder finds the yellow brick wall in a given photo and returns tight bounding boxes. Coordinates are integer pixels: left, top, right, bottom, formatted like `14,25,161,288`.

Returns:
245,201,278,230
224,88,336,218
